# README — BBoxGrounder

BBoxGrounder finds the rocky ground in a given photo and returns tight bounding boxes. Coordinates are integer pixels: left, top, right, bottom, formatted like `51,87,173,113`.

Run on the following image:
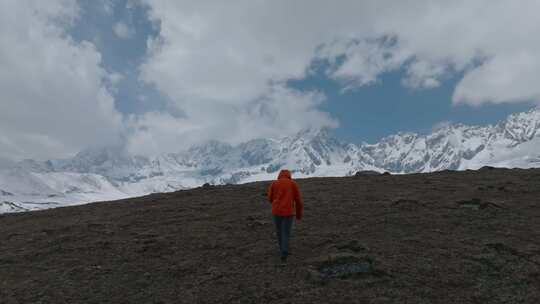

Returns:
1,168,540,303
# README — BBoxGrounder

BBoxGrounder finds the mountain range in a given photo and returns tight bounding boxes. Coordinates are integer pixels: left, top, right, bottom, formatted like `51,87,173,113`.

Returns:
2,108,540,213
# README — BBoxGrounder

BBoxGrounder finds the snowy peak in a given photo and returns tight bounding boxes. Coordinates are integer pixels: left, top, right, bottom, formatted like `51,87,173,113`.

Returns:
496,108,540,144
356,108,540,173
57,146,149,174
277,127,349,172
2,107,540,213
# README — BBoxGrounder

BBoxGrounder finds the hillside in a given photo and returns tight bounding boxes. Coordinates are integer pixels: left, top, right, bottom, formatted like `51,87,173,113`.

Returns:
1,168,540,303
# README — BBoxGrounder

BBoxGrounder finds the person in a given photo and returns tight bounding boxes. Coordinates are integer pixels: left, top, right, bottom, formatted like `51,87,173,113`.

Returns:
267,169,303,263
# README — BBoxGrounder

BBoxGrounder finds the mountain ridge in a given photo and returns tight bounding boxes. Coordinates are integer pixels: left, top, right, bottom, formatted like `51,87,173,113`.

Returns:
2,107,540,213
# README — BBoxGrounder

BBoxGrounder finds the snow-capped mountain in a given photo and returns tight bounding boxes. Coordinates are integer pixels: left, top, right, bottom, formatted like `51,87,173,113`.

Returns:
2,108,540,213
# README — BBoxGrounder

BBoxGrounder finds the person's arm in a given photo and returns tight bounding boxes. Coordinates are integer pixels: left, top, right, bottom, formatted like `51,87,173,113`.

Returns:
293,182,303,220
267,182,274,204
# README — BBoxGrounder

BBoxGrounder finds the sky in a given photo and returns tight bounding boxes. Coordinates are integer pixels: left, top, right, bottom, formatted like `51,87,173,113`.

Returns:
1,0,539,161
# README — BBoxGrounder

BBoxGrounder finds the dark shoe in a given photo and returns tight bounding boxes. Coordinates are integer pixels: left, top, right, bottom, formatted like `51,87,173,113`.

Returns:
280,255,287,265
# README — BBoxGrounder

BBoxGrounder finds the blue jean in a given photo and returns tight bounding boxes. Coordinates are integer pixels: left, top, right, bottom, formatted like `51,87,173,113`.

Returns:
273,215,294,257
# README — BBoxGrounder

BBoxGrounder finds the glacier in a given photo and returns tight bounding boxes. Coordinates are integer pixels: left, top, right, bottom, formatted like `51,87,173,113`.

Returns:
2,107,540,213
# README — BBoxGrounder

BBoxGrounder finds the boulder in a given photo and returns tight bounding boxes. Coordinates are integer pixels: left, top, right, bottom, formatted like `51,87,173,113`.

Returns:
354,171,381,177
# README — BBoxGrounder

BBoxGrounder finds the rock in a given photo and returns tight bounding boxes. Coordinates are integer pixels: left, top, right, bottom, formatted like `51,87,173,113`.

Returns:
355,171,381,177
307,252,376,281
319,260,372,279
479,166,496,171
456,198,503,210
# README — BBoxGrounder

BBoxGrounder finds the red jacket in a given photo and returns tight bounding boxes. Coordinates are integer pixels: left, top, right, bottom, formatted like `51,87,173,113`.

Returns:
267,170,303,220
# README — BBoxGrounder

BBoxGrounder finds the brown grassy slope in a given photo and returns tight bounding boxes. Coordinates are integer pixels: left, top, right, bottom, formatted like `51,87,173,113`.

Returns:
1,168,540,304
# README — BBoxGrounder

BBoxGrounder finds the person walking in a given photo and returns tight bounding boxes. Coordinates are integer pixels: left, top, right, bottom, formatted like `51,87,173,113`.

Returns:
267,169,303,264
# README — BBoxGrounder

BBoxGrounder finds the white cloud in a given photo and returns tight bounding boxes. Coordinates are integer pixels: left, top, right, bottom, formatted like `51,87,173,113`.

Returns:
453,52,540,105
125,112,197,156
317,38,406,90
0,0,123,160
140,0,540,108
132,0,348,155
113,22,135,39
401,61,446,89
126,86,337,156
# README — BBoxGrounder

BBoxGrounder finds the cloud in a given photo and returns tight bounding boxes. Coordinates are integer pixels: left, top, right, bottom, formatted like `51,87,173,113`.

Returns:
131,0,346,155
140,0,540,107
317,37,406,90
453,52,540,105
113,21,135,39
126,86,337,156
0,0,123,160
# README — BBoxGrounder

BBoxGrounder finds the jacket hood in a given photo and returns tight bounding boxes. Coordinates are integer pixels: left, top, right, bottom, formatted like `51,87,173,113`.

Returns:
278,169,292,179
